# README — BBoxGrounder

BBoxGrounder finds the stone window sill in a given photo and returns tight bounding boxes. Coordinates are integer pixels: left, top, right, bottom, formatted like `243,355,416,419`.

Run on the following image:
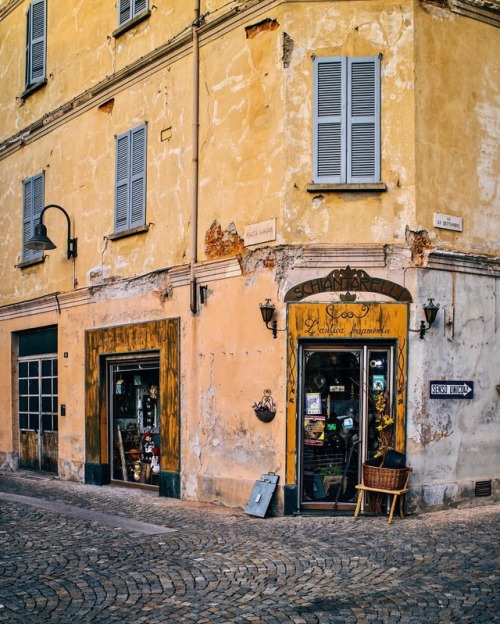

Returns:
17,256,45,269
306,182,387,193
107,224,150,241
112,9,151,38
20,79,47,100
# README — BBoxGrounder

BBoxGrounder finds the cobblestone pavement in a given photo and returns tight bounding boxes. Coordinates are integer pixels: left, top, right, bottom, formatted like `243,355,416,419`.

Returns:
0,472,498,624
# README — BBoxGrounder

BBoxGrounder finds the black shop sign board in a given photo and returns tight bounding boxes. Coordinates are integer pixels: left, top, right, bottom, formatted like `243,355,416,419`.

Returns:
429,381,474,399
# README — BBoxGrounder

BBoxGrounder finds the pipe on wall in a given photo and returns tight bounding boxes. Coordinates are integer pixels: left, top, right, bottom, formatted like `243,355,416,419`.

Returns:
190,0,201,314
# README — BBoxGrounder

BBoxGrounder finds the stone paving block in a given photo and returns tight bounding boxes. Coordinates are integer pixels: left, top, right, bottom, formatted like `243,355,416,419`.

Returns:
0,472,499,623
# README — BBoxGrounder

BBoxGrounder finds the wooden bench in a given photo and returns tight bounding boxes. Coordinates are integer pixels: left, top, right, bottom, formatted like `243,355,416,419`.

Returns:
354,467,412,524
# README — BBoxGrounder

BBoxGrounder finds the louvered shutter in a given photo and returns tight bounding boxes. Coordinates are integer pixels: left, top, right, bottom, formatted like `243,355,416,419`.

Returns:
114,124,147,231
129,125,147,228
23,173,44,261
313,57,346,184
119,0,131,25
347,57,380,183
119,0,147,25
134,0,148,15
26,0,46,86
115,132,130,232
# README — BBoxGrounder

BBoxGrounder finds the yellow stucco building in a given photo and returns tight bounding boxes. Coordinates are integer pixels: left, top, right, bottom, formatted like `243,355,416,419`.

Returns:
0,0,498,515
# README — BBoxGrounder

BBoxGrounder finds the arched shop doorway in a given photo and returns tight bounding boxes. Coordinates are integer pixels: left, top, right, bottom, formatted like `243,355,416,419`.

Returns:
285,301,408,514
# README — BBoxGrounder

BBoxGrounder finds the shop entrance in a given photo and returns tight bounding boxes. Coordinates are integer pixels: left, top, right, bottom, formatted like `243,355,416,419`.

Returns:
108,354,160,487
299,343,395,511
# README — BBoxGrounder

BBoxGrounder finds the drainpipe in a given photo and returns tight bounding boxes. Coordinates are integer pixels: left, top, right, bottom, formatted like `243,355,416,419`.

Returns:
190,0,201,314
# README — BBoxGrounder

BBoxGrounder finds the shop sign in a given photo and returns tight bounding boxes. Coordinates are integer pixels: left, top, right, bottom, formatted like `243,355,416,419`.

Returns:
429,381,474,399
285,266,412,303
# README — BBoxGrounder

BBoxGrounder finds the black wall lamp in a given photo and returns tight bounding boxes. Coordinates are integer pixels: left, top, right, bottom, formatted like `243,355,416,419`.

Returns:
259,298,285,339
25,204,77,259
410,298,440,339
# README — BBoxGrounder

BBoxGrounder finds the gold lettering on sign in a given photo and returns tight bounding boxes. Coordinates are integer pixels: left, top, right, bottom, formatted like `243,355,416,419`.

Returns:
303,319,390,337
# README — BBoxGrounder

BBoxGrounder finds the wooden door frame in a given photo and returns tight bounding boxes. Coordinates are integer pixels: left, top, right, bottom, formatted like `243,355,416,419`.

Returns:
84,318,180,497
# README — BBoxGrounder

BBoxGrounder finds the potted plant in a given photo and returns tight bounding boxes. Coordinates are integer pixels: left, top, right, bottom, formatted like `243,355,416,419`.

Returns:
362,390,407,491
253,389,276,423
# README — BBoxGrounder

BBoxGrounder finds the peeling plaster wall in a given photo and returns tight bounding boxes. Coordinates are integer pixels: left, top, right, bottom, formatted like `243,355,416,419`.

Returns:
280,1,418,245
181,270,287,506
198,9,286,251
405,266,500,511
0,0,194,140
0,1,498,512
414,3,500,254
0,59,194,305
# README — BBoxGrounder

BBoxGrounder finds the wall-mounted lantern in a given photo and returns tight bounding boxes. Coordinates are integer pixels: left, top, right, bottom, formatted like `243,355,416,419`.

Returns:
259,298,286,339
410,298,440,339
25,204,77,259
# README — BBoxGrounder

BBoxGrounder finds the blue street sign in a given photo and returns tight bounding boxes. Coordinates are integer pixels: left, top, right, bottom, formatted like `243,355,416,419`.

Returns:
429,381,474,399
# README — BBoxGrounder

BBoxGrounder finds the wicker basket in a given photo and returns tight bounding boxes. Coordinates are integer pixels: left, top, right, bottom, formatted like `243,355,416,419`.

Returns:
362,463,408,490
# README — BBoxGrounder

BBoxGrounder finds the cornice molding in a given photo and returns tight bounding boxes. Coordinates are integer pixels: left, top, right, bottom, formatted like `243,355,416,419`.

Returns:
450,0,500,27
427,249,500,276
0,246,497,320
293,245,387,269
0,256,243,319
0,0,23,21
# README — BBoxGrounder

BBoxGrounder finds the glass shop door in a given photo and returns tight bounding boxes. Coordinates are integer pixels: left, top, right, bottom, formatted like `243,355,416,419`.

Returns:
108,355,161,488
299,344,395,511
18,355,58,473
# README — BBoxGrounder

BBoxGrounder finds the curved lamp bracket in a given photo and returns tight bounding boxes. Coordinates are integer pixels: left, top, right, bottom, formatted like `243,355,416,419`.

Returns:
25,203,77,259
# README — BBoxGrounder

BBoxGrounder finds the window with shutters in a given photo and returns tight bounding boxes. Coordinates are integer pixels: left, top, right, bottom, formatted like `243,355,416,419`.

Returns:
114,124,147,234
25,0,46,90
22,173,45,263
114,0,150,36
312,56,381,186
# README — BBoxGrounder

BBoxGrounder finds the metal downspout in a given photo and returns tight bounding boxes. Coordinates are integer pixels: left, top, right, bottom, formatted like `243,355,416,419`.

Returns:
190,0,201,314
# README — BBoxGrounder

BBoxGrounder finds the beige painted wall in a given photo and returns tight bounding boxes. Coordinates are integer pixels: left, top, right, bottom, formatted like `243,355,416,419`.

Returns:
1,1,498,309
0,1,498,510
0,263,288,505
414,3,500,255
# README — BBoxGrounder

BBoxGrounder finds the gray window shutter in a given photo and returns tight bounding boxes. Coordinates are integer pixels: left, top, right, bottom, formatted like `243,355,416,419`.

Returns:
114,124,147,231
347,56,380,183
23,173,44,261
119,0,131,25
119,0,147,25
26,0,46,86
115,131,130,232
129,125,147,228
313,57,346,184
134,0,148,15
